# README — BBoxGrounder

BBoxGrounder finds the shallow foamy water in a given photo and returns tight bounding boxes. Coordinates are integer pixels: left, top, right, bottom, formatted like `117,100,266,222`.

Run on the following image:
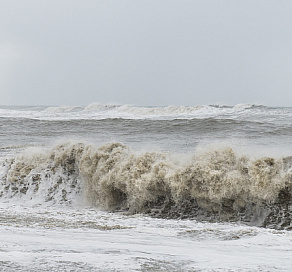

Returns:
0,203,292,271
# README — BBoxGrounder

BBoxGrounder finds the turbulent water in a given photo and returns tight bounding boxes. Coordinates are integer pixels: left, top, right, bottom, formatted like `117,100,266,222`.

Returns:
0,103,292,271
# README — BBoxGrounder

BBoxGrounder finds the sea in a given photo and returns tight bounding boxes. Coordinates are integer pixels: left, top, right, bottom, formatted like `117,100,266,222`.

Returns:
0,103,291,271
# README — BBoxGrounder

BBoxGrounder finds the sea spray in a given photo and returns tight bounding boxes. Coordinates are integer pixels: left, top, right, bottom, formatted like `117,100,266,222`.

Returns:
0,141,292,229
0,144,83,204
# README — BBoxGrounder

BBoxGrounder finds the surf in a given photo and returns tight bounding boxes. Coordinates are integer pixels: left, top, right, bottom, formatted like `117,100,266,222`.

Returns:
1,141,291,230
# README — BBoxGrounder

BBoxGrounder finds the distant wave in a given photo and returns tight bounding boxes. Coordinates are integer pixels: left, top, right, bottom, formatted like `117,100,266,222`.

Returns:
118,104,205,115
233,103,263,110
84,102,120,111
42,102,267,114
0,103,291,121
1,141,292,230
43,106,82,113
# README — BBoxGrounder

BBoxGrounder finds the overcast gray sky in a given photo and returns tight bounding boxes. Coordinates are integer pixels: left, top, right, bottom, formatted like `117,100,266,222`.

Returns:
1,0,292,106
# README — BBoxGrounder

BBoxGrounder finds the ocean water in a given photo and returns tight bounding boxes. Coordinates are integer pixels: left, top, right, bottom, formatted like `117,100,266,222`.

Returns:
0,103,292,271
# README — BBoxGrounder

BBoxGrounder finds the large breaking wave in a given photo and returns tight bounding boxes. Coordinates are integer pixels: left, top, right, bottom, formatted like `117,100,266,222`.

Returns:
0,141,292,230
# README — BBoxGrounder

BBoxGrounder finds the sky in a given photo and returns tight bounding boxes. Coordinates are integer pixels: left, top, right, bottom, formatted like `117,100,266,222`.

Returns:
1,0,292,107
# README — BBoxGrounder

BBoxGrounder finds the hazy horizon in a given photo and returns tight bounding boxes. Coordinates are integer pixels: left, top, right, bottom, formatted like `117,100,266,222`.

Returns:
1,1,292,107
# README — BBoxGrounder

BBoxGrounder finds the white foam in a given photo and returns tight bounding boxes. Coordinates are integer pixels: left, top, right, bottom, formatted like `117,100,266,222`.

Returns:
0,203,291,271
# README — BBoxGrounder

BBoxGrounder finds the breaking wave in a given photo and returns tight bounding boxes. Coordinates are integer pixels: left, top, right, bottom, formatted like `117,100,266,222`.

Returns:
1,142,292,230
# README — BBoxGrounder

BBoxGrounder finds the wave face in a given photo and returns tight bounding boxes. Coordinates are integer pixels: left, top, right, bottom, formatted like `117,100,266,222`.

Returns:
1,141,292,230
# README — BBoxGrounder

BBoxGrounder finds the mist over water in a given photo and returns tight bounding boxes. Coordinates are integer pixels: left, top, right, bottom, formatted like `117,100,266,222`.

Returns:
0,103,292,271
